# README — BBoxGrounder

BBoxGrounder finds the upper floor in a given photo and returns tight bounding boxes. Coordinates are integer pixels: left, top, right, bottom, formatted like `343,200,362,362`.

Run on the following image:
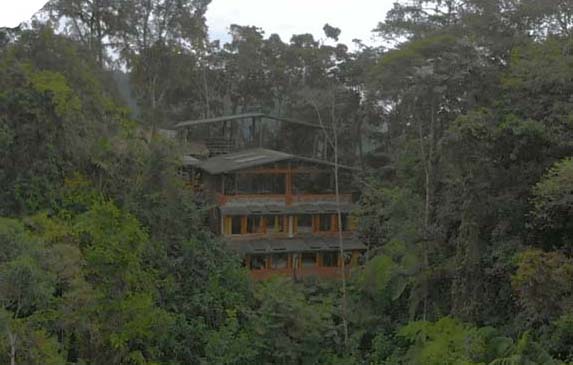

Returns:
173,113,332,160
220,212,357,240
185,148,358,198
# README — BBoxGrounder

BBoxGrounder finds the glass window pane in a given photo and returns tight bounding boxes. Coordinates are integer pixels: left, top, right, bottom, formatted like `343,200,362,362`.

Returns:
302,253,316,268
293,172,334,193
339,214,348,231
231,216,242,234
271,254,288,269
251,255,267,270
235,174,285,194
319,214,332,231
344,252,353,265
298,215,313,234
322,252,339,267
265,215,285,233
247,216,263,233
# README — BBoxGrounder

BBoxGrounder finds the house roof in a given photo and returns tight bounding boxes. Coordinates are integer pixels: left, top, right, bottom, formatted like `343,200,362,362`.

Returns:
182,155,201,167
192,148,358,174
196,148,292,174
173,112,322,129
227,237,367,255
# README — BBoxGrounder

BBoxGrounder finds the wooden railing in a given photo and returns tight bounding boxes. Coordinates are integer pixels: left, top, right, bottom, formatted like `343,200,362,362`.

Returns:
226,230,356,241
250,266,354,281
206,137,234,155
218,193,354,206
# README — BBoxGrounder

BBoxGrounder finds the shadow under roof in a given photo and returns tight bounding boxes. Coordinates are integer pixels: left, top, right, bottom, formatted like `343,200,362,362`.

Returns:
227,237,367,255
220,202,356,215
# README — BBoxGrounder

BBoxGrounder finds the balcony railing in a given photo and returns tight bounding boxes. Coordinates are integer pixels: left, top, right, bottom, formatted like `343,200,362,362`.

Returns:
218,193,354,206
250,266,356,281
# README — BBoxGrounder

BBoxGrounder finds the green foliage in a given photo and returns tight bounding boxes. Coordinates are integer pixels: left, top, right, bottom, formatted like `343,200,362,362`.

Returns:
251,278,337,364
398,317,482,365
396,318,558,365
29,69,82,117
545,313,573,362
203,310,259,365
512,249,573,326
531,157,573,249
1,1,573,363
76,201,150,294
0,28,128,215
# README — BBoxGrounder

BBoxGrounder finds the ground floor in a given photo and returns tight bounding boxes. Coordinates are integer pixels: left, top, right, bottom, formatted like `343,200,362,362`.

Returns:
244,250,365,280
227,237,367,280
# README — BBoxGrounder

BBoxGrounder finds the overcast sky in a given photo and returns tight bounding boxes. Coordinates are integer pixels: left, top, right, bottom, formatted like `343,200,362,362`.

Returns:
0,0,393,46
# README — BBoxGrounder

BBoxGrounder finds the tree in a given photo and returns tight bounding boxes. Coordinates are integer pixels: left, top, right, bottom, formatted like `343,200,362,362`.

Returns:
0,27,128,215
43,0,120,65
531,157,573,250
251,278,337,364
0,219,62,365
512,249,573,326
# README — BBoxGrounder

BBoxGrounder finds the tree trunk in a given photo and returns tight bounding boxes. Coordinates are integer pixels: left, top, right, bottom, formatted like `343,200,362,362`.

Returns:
311,89,349,347
8,330,16,365
334,120,349,348
417,100,436,321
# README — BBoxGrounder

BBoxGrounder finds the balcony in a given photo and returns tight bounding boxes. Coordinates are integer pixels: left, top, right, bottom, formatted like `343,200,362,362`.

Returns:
217,193,354,207
250,266,355,281
241,248,366,281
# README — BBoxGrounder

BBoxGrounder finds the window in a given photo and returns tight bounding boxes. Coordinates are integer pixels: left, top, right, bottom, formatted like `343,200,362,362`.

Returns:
250,255,267,270
302,253,317,268
246,216,264,234
322,252,339,267
340,214,349,231
271,254,288,269
297,215,313,234
344,252,353,266
266,215,286,233
293,172,334,193
231,216,242,235
236,174,285,194
319,214,332,232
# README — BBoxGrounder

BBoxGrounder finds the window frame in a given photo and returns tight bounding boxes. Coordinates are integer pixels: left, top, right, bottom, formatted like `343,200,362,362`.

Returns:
301,252,317,268
321,252,339,268
271,253,289,270
250,255,268,270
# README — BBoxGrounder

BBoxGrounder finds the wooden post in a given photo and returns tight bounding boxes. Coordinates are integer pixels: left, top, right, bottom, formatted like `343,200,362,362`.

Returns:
259,116,264,147
286,162,293,206
241,216,247,235
252,117,256,145
331,214,337,232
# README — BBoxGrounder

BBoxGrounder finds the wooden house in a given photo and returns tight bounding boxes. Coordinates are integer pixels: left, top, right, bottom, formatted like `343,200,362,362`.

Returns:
173,114,367,280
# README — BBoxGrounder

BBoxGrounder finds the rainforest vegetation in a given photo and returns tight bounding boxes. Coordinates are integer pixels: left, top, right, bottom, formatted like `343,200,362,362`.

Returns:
1,0,573,364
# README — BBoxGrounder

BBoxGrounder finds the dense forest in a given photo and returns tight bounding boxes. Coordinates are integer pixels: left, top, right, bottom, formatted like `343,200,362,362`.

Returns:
1,0,573,364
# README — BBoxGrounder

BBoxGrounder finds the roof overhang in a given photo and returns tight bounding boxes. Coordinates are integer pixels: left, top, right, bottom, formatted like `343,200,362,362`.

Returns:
220,202,356,216
227,237,367,255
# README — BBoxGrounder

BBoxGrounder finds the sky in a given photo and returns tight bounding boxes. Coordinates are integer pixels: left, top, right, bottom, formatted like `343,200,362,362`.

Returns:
0,0,394,46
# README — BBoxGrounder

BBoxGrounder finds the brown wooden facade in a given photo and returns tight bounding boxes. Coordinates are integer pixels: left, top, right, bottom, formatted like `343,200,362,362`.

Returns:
245,251,363,281
183,147,366,280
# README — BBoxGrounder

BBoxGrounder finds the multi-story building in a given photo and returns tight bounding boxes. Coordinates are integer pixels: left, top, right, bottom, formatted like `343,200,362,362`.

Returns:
175,113,366,280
